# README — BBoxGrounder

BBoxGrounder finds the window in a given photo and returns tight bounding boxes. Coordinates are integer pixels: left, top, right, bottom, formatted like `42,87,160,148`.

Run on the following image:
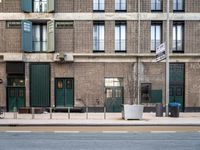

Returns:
115,22,126,52
6,21,21,29
33,0,47,12
151,22,162,51
173,0,184,11
93,0,104,11
173,22,184,52
93,22,105,52
151,0,162,11
55,21,74,29
33,24,47,52
105,78,123,87
115,0,126,11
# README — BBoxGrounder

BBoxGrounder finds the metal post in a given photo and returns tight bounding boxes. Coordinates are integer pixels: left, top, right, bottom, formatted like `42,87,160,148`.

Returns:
104,106,106,120
86,107,88,119
50,107,52,119
137,0,141,104
68,107,70,119
32,107,35,119
13,107,17,119
166,0,170,117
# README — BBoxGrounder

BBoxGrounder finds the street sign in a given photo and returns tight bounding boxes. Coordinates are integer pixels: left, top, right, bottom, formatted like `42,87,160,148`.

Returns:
156,43,166,62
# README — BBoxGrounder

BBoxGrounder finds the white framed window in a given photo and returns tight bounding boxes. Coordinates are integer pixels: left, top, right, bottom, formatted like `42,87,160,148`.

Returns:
173,22,184,52
151,0,162,11
115,22,126,51
173,0,184,11
93,22,105,51
93,0,104,11
115,0,126,11
33,0,47,12
151,23,162,51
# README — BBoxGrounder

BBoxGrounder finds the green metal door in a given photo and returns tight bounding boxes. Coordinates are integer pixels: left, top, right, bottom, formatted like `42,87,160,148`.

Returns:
30,64,50,107
106,87,123,112
169,63,185,111
55,78,74,107
7,87,25,112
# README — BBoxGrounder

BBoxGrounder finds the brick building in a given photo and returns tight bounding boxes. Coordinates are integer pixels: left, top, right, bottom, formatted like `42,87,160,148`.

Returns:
0,0,200,112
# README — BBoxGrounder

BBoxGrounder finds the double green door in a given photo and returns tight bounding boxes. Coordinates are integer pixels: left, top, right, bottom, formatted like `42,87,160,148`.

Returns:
105,87,123,112
55,78,74,107
7,87,25,112
169,63,185,111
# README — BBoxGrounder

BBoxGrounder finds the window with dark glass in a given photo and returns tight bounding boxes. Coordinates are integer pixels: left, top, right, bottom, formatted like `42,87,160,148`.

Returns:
33,0,47,12
173,0,184,11
173,22,184,52
33,24,47,52
93,22,105,52
141,83,152,103
151,22,162,51
115,0,126,11
151,0,162,11
115,21,126,52
93,0,104,11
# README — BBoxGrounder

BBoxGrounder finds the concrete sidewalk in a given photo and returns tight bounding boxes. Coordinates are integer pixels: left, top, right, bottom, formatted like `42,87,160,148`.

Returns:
0,112,200,126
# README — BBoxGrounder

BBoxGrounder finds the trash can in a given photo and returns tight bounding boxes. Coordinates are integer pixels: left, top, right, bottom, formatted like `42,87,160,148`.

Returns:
169,102,181,117
155,103,163,117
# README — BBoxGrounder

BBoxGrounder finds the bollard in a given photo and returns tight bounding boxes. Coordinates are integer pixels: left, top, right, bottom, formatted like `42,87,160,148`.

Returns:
86,107,88,120
32,107,35,119
68,107,70,119
104,106,106,120
50,107,52,119
13,107,17,119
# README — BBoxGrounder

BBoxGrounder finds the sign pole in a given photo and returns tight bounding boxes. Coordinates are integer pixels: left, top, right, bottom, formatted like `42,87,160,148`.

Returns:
165,0,170,117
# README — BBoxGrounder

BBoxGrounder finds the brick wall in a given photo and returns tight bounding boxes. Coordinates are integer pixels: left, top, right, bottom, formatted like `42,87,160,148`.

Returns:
1,0,21,12
127,21,138,53
55,0,74,13
0,63,6,106
74,0,93,12
55,28,74,53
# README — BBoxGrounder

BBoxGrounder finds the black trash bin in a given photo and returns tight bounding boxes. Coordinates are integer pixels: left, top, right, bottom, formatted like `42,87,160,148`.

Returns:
169,102,181,117
155,103,163,117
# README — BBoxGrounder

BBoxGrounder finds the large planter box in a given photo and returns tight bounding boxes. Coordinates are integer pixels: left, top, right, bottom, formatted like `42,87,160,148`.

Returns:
123,104,144,120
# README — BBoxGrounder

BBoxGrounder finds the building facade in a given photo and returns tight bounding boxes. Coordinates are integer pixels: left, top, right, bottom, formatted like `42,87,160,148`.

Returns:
0,0,200,112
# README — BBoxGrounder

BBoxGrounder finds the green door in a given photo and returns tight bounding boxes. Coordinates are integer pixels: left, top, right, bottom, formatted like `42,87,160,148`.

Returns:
55,78,74,107
169,63,185,111
106,87,123,112
7,87,25,112
30,64,50,107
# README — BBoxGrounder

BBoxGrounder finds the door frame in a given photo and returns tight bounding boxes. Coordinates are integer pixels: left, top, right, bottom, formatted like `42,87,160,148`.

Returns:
169,63,185,112
54,78,74,107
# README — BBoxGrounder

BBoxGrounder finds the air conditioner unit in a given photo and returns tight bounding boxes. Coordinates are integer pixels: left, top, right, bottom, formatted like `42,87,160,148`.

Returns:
54,53,74,62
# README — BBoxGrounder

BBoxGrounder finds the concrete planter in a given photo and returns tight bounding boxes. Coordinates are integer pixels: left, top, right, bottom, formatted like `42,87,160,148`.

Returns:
123,104,144,120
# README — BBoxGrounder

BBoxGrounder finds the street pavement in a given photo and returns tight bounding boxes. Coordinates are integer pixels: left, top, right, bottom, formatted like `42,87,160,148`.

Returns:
0,132,200,150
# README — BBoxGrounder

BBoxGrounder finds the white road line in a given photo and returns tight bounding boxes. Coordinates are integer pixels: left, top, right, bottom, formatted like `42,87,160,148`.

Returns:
102,131,129,133
5,131,32,133
150,131,176,134
54,131,80,133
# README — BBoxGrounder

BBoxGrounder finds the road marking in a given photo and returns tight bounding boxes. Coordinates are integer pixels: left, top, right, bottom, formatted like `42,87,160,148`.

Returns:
54,131,80,133
150,131,176,134
5,131,32,133
102,131,129,133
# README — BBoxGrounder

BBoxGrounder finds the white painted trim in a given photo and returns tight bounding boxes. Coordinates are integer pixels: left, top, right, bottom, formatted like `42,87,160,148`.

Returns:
0,13,200,21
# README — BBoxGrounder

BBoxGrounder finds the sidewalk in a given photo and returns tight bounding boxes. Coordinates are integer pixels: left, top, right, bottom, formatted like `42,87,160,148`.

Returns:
0,112,200,126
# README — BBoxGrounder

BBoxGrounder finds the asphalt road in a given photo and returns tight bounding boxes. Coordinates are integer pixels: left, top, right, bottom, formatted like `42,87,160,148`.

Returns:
0,132,200,150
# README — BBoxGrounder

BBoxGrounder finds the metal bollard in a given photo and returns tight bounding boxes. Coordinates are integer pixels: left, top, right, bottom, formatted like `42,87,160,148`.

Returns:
104,106,106,120
68,107,70,119
86,107,88,120
13,107,17,119
50,107,52,119
31,107,35,119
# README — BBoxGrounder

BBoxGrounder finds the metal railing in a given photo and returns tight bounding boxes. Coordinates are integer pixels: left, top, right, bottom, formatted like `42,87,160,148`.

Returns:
93,39,104,51
33,41,47,52
115,39,126,51
151,40,161,51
